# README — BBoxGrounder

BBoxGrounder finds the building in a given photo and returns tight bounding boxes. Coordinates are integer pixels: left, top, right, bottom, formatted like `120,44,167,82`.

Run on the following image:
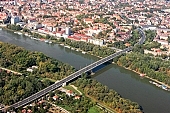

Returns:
11,16,20,24
14,0,17,5
28,22,42,30
88,38,104,46
141,25,157,31
65,27,71,36
0,6,3,12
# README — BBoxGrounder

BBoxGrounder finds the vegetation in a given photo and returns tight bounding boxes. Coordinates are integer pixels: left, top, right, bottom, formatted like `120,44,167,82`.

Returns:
88,106,101,113
17,101,52,113
115,52,170,85
63,85,81,95
64,39,115,57
144,30,156,43
112,41,126,49
6,24,22,31
0,71,53,105
49,90,98,113
73,78,143,113
144,41,161,50
0,42,77,106
0,42,75,80
109,29,140,49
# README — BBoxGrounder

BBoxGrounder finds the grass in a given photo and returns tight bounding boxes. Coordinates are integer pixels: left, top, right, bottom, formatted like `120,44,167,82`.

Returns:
63,85,81,95
85,94,117,113
58,105,72,111
42,78,56,82
88,106,101,113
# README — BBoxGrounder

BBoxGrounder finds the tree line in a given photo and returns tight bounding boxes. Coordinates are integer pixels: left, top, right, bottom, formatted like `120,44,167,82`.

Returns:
6,24,22,31
73,78,143,113
115,52,170,85
64,39,116,58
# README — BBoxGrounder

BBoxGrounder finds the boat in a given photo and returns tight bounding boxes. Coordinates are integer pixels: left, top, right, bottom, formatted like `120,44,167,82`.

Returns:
60,43,64,46
149,81,169,91
139,74,145,77
152,82,157,85
82,51,86,54
161,85,168,90
25,33,29,36
17,32,22,35
33,37,38,40
149,81,153,83
44,40,49,43
48,41,52,44
0,28,2,30
64,46,70,48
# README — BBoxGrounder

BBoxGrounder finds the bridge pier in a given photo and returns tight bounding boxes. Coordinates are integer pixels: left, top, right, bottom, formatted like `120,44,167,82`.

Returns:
90,70,95,75
108,59,114,64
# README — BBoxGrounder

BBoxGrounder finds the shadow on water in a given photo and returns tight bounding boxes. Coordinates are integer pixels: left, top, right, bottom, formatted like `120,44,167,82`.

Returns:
91,63,114,78
92,63,151,85
91,62,112,73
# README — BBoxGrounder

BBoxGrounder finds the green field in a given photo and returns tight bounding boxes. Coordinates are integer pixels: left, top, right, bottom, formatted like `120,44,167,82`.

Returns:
88,106,101,113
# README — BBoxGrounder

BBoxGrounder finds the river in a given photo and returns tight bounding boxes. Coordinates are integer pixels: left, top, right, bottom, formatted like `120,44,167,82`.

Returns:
0,29,170,113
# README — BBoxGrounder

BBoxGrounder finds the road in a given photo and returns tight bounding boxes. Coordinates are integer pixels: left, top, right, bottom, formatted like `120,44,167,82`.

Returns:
0,67,22,75
97,103,115,113
1,28,146,111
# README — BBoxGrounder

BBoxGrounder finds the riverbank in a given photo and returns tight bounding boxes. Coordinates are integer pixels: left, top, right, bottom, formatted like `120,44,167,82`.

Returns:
58,43,104,59
0,24,7,28
121,65,170,89
3,26,56,44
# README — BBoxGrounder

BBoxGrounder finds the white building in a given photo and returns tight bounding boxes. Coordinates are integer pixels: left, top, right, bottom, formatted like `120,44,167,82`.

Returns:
88,38,104,46
65,27,71,36
86,29,102,36
141,25,157,31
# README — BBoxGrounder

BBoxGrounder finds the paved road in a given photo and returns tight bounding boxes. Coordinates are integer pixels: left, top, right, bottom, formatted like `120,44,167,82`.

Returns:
2,28,146,111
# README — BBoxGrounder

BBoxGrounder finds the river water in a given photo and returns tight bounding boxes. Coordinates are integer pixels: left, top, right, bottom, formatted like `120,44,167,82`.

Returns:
0,29,170,113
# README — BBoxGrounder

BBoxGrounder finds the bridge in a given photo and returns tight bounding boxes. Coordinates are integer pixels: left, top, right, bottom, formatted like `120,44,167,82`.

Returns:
3,28,145,110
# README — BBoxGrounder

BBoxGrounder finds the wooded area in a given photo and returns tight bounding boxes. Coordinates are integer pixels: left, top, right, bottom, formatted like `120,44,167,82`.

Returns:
73,78,142,113
116,52,170,85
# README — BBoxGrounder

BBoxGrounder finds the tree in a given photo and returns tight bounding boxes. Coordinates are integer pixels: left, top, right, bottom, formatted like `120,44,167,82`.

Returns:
46,34,50,39
59,37,65,42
